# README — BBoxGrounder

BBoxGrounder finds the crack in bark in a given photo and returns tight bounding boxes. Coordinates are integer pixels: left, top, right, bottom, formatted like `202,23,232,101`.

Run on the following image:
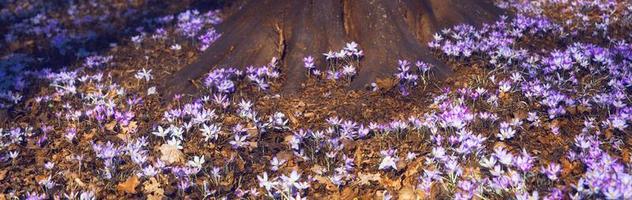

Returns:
273,22,287,62
341,0,352,36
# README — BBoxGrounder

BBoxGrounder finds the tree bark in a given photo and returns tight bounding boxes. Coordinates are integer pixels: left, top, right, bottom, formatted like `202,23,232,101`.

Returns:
162,0,503,97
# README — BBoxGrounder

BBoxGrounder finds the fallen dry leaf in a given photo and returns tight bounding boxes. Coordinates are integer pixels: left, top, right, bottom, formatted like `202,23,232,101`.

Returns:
314,175,338,192
513,110,528,120
276,150,294,162
339,187,358,199
376,77,397,90
117,175,140,194
310,164,326,175
121,121,138,134
402,160,423,186
355,172,381,186
147,194,163,200
287,114,299,125
105,120,117,132
159,143,184,164
380,176,402,190
623,149,631,163
74,178,86,187
561,158,576,177
35,175,49,183
605,128,614,140
117,133,130,141
499,91,510,101
246,124,259,137
0,170,7,181
398,186,425,200
374,190,389,200
143,177,164,196
223,116,239,124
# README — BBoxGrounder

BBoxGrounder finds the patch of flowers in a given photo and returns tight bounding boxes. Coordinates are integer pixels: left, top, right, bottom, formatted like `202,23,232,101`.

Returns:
203,57,281,94
304,42,363,81
395,60,434,96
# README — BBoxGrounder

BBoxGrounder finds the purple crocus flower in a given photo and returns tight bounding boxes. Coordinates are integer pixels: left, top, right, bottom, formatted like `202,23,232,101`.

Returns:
541,162,561,181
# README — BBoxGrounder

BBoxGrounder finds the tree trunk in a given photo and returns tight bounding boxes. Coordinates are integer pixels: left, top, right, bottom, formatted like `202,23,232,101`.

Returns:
162,0,503,97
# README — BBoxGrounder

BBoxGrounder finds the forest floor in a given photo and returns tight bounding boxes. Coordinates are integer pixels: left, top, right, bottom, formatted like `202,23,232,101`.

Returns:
1,0,631,199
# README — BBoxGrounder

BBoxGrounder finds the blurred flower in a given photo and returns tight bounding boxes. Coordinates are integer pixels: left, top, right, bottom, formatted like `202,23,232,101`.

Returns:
170,44,182,50
541,162,561,181
152,125,169,138
134,68,153,81
147,86,157,95
229,134,249,149
44,162,54,170
270,156,286,171
199,29,221,51
257,172,276,193
201,123,220,141
513,149,535,173
379,149,399,171
497,122,516,140
280,170,303,190
493,146,513,166
187,155,205,169
8,151,19,160
480,156,497,169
